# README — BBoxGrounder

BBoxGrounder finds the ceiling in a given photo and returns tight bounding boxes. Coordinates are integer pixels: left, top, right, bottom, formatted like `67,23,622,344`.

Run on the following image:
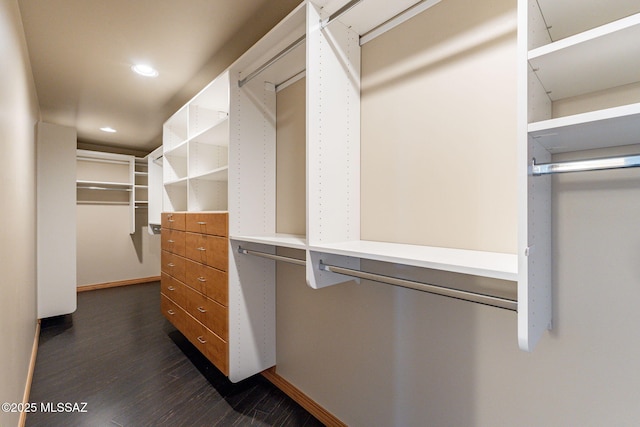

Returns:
18,0,300,154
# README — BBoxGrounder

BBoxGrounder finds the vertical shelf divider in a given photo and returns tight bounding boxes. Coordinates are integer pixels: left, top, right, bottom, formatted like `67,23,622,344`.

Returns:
306,2,362,288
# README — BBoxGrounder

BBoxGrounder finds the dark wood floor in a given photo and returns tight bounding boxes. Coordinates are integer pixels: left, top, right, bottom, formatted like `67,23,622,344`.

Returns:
27,282,323,427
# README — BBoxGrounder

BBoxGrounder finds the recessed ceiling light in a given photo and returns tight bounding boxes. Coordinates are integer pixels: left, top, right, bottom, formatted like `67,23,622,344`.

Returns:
131,64,159,77
100,126,117,133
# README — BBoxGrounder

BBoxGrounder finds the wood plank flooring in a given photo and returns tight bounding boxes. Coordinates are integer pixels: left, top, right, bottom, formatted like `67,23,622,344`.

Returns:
27,282,323,427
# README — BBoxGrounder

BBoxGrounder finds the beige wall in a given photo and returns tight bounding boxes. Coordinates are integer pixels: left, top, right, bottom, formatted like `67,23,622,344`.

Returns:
0,0,40,425
273,0,640,425
76,201,160,286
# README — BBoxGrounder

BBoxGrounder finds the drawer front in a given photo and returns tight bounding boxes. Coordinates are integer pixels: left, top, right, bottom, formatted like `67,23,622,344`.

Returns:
185,212,228,237
185,233,228,271
204,327,228,376
162,294,228,376
161,229,186,256
161,212,186,231
184,315,229,376
184,258,228,306
182,285,228,341
161,273,186,308
161,251,186,284
161,294,187,331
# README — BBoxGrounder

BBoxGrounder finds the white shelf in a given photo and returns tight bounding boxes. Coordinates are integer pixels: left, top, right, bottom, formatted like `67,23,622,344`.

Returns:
190,166,229,181
231,234,307,250
535,0,640,42
309,240,518,282
190,115,229,146
164,177,188,187
528,13,640,100
164,139,188,158
76,179,132,189
529,103,640,153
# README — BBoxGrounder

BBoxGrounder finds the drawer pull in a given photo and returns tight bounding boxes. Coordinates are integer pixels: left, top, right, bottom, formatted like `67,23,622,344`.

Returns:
167,286,175,291
197,247,206,251
168,219,175,222
168,239,175,243
197,277,207,282
197,221,207,225
167,263,175,267
197,336,207,344
197,306,207,313
167,309,175,315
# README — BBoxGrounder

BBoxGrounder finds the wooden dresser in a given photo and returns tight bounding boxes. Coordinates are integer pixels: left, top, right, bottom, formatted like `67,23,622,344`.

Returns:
160,212,229,375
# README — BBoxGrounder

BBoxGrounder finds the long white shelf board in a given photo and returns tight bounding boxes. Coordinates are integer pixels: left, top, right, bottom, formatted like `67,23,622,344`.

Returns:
164,177,188,186
535,0,640,41
164,140,188,157
76,179,132,188
190,166,229,182
189,115,229,146
309,240,518,281
231,234,307,250
528,13,640,100
528,103,640,153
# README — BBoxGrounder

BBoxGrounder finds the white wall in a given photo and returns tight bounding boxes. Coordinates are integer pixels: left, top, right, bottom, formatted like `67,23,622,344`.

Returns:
76,190,160,287
0,0,40,425
272,0,640,425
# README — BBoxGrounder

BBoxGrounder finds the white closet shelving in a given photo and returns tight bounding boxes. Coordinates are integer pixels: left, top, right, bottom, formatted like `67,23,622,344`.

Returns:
134,157,148,211
520,0,640,349
164,0,640,380
76,149,136,234
147,146,163,233
163,72,229,212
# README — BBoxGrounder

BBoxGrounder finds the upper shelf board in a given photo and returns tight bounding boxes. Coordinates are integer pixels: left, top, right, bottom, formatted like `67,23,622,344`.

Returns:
528,13,640,101
529,103,640,153
230,234,308,251
535,0,640,41
314,0,437,36
309,240,518,281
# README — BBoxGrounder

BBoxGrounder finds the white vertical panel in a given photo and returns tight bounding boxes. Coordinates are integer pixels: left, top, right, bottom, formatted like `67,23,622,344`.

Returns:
37,122,77,318
147,146,163,229
228,73,276,237
307,2,361,246
227,68,277,382
518,139,552,351
228,241,276,383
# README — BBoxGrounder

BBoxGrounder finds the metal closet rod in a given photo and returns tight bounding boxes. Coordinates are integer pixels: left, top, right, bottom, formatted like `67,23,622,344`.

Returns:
319,261,518,311
238,246,306,266
532,154,640,176
237,0,363,88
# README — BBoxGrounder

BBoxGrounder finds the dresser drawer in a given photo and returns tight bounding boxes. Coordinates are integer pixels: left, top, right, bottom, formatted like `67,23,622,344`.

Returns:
182,285,228,341
161,229,186,256
185,233,228,271
161,293,187,331
161,251,186,283
161,273,186,308
184,258,228,306
161,212,186,231
183,315,229,376
185,212,228,237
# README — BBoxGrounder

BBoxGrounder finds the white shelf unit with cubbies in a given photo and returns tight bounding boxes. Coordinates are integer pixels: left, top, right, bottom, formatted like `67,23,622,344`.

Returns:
165,0,640,381
76,149,136,234
134,157,149,211
520,0,640,349
162,72,229,213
